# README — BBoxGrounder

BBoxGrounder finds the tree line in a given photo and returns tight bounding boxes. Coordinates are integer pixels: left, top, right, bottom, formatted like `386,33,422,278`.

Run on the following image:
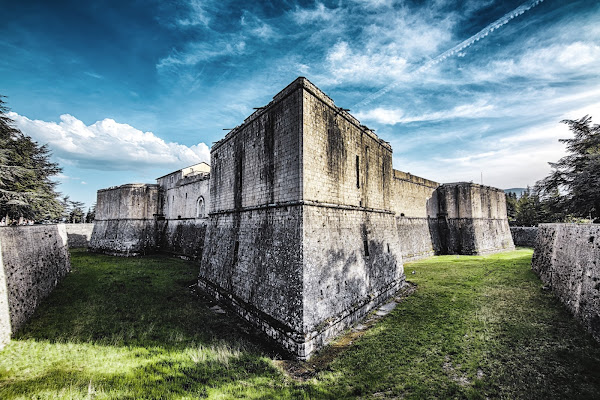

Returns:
1,96,94,225
507,115,599,226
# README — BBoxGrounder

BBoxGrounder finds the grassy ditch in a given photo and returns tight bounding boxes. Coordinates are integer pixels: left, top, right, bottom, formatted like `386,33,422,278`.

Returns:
0,248,599,399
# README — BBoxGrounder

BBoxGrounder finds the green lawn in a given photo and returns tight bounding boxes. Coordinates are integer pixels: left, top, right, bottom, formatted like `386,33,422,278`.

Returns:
1,248,599,399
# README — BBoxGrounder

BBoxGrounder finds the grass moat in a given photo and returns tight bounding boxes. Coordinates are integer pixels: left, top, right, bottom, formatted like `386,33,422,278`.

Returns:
1,248,599,399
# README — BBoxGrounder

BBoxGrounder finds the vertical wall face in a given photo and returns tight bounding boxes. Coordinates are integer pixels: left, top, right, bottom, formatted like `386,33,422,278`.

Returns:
436,183,514,255
89,184,159,256
532,224,600,342
300,80,405,357
0,225,71,347
200,80,305,355
64,223,94,248
390,171,440,261
157,175,210,260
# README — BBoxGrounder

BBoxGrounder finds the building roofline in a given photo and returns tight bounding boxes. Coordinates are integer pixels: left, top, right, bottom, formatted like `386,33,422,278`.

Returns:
211,77,392,153
155,161,210,180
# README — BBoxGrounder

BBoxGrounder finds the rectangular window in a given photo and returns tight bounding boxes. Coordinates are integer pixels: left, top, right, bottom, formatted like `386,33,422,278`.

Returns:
356,155,360,188
363,240,370,257
233,241,240,265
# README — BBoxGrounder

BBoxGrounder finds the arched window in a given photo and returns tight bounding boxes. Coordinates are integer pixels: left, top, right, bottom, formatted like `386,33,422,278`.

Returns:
196,196,206,218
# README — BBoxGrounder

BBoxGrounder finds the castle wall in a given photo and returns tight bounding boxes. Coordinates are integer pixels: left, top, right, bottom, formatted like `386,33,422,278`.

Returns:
436,183,514,255
302,206,404,356
299,79,405,357
89,184,159,256
201,80,305,355
156,174,210,259
0,225,71,348
302,80,394,210
389,171,440,261
532,224,600,342
64,223,94,248
511,226,538,247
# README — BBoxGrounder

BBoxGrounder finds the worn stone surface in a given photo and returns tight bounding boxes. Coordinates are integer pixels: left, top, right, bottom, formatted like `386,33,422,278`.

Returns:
89,77,514,358
89,184,160,256
0,225,71,348
436,183,514,255
532,224,600,342
64,223,94,248
511,226,538,247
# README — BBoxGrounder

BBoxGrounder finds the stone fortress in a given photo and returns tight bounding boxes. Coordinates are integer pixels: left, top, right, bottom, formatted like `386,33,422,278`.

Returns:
90,77,514,358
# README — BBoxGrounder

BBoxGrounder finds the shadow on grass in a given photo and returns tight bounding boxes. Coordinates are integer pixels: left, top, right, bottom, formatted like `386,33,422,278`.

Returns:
2,250,328,399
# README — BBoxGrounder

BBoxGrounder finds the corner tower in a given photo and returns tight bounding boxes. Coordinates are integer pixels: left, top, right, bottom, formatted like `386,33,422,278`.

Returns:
200,78,405,358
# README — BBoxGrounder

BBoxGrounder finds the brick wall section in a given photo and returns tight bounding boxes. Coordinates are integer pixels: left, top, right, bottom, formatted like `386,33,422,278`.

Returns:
64,223,94,248
532,224,600,342
396,217,438,261
89,184,160,256
0,225,71,348
159,219,207,260
436,183,514,254
390,170,439,218
200,207,304,354
302,79,393,210
302,206,404,356
511,226,538,247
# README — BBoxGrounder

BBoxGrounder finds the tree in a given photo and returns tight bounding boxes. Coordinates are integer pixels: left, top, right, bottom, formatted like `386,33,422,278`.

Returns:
0,96,64,222
505,192,517,224
85,203,96,223
536,115,600,222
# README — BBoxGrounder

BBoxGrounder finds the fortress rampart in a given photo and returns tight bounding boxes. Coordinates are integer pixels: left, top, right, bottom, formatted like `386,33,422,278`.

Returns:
89,77,514,358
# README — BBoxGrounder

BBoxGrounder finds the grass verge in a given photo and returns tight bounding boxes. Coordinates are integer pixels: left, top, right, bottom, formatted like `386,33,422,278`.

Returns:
0,248,599,399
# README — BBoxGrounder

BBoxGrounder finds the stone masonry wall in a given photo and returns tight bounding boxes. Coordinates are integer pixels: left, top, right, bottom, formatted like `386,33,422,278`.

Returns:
302,79,394,211
436,183,514,255
302,206,404,357
390,170,439,218
511,226,538,247
201,79,305,356
64,223,94,248
396,217,437,261
532,224,600,341
0,225,71,348
89,184,159,256
200,206,304,354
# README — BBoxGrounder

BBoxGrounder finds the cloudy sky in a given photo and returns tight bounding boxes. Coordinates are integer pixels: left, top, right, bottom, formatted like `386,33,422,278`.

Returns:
1,0,599,208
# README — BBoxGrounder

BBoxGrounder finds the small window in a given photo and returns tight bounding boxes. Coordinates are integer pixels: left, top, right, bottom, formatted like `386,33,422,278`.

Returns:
233,241,240,265
196,196,206,218
363,240,370,257
356,155,360,188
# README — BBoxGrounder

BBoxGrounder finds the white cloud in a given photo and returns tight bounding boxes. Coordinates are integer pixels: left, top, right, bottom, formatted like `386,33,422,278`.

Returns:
157,40,247,69
356,101,494,125
472,41,600,82
176,0,211,27
9,112,210,171
321,41,409,85
290,2,340,25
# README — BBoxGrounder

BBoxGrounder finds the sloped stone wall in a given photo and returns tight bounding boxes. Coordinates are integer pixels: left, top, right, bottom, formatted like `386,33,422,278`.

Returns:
64,223,94,248
159,219,207,260
511,226,538,247
532,224,600,342
0,225,71,348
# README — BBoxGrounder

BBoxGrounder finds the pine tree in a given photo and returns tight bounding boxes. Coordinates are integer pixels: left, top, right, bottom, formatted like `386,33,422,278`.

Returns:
0,96,64,222
536,115,600,222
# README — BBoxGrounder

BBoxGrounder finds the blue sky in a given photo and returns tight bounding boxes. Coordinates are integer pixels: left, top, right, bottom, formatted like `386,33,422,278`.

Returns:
1,0,599,209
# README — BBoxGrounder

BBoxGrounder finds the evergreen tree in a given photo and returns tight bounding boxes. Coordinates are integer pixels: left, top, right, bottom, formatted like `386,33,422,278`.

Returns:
536,115,600,222
0,96,64,222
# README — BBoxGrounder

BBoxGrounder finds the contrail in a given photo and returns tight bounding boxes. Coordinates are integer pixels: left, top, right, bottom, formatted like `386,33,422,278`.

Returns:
353,0,546,110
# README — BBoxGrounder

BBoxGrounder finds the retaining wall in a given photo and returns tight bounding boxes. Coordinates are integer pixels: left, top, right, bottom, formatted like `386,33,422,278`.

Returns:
510,226,538,247
64,223,94,248
532,223,600,342
0,225,71,348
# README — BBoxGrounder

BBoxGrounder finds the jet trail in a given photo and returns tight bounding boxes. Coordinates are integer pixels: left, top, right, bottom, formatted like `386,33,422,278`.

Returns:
353,0,546,110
